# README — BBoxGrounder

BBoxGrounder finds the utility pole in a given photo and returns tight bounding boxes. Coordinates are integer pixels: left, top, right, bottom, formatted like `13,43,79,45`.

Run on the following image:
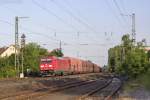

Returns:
77,51,79,57
14,16,29,77
77,32,79,39
121,13,136,45
21,34,26,78
15,16,19,76
54,32,56,37
142,39,147,47
59,40,62,50
132,13,136,45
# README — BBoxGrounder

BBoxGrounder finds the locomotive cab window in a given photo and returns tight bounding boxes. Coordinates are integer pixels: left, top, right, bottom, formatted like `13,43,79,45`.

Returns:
41,59,52,63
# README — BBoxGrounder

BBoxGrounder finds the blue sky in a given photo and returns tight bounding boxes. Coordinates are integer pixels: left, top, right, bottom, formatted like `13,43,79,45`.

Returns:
0,0,150,66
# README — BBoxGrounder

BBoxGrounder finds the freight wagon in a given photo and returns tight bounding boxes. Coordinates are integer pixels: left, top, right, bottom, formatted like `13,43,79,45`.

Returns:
40,56,101,76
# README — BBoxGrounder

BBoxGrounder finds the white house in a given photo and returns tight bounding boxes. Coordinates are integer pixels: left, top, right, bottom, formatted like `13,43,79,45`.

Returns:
0,45,17,58
144,46,150,53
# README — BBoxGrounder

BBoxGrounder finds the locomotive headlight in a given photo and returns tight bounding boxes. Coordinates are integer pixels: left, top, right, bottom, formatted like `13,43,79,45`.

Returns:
40,65,44,68
49,65,52,67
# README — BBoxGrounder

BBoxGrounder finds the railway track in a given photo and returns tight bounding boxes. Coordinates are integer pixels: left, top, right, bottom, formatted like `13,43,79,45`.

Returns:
0,73,102,99
77,78,121,100
0,73,114,100
0,73,102,82
0,79,82,99
1,78,99,100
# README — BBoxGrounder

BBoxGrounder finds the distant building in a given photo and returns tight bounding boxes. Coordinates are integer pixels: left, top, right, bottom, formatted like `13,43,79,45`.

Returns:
0,45,17,58
144,46,150,53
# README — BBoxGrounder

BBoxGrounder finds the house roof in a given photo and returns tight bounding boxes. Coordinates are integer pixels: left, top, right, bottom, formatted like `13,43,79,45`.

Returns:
0,47,8,55
144,46,150,51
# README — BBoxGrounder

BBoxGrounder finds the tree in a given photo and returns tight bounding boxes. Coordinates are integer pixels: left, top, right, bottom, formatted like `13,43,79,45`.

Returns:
0,54,16,78
48,48,64,57
23,43,48,71
147,50,150,61
108,34,149,78
0,42,55,77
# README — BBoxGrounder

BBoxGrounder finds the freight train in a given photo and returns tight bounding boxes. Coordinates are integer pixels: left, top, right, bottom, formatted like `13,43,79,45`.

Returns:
40,56,101,76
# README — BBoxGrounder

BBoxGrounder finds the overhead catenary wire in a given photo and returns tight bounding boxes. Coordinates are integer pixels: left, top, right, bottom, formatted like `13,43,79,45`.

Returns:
0,0,120,65
62,43,114,46
0,19,110,47
32,0,103,44
112,0,128,24
31,0,79,31
0,19,107,51
0,19,66,43
119,0,128,14
112,0,134,37
49,0,98,33
104,0,125,29
57,0,105,36
1,5,105,35
104,0,128,48
63,0,93,26
1,3,110,49
0,19,14,26
63,0,95,28
48,0,105,43
0,6,67,34
0,19,58,42
1,2,103,44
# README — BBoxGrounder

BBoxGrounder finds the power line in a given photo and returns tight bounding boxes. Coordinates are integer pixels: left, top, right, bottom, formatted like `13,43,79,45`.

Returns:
119,13,136,44
0,18,103,47
49,0,97,33
2,6,59,32
0,21,70,53
113,0,123,14
104,0,125,29
63,0,93,26
1,2,102,44
82,56,105,58
0,19,65,43
1,7,104,46
31,0,103,44
0,19,13,26
0,19,106,48
49,0,104,43
1,4,104,35
112,0,128,24
31,0,79,31
119,0,128,14
62,0,106,42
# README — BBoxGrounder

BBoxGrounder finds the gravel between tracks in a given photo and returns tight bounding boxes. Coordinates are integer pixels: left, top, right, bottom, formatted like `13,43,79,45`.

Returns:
0,73,104,100
32,78,113,100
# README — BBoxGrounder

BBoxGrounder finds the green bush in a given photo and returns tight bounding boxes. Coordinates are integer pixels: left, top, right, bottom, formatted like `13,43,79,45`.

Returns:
0,42,63,78
108,34,149,78
0,66,16,78
138,69,150,90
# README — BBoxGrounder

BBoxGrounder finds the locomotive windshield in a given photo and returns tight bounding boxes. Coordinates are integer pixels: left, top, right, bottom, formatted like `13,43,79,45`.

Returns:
41,58,52,63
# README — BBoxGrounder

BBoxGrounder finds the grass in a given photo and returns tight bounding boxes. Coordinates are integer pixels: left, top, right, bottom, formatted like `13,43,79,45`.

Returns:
122,70,150,93
137,71,150,90
122,79,140,93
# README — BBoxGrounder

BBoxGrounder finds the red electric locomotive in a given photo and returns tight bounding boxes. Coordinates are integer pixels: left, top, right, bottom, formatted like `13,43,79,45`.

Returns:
40,56,101,76
40,56,70,75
